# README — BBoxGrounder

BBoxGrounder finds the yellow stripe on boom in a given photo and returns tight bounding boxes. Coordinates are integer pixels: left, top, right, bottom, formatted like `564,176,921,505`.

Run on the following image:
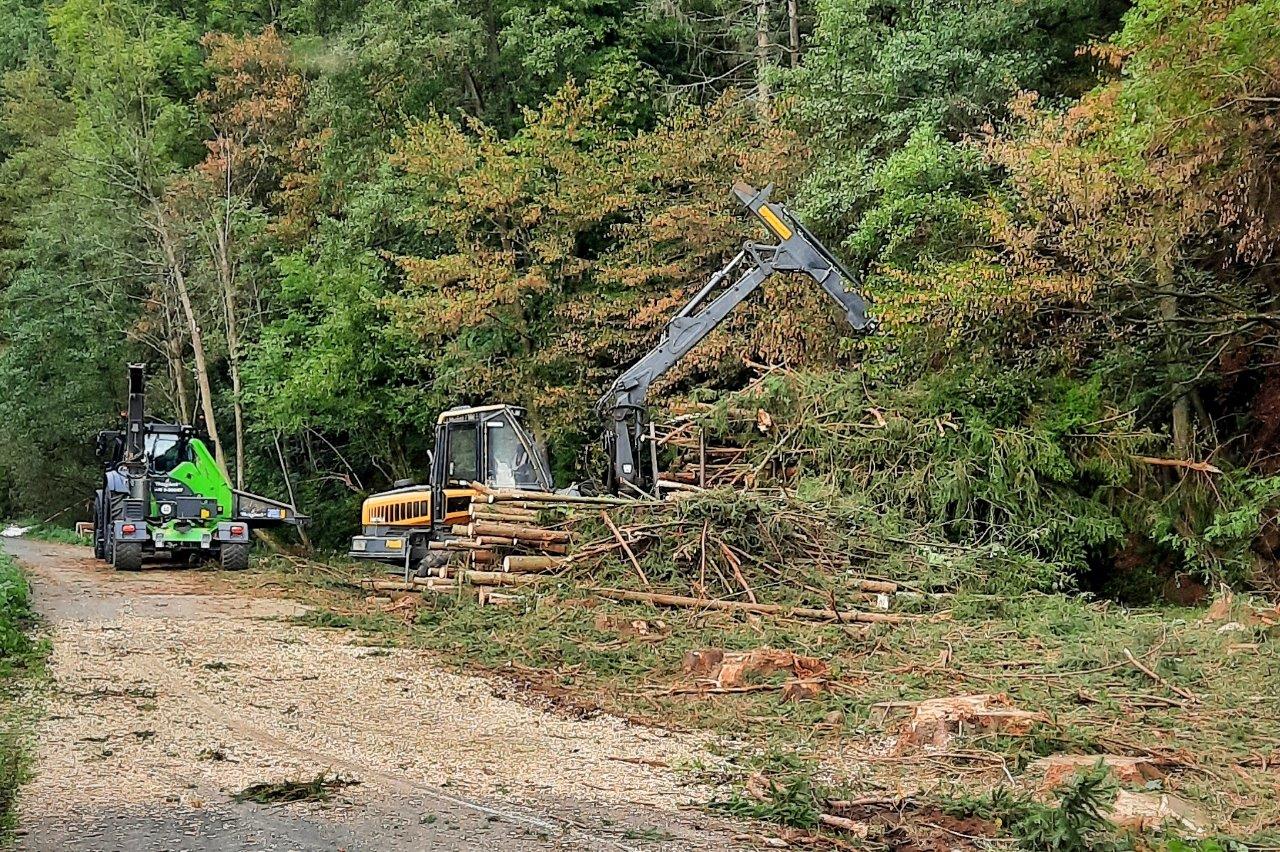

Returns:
757,205,793,240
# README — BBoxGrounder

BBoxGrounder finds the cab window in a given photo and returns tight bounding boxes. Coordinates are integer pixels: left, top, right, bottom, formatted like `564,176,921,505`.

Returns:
146,434,192,474
486,415,540,489
446,425,478,483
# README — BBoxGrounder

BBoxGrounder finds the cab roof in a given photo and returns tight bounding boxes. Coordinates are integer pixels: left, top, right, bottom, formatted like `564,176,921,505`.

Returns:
436,403,526,425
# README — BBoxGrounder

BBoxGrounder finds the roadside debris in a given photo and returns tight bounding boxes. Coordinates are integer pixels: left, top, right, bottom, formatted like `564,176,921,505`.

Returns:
1122,648,1200,703
356,480,917,627
231,774,359,805
1,524,31,538
1109,790,1210,836
593,613,668,641
1204,586,1280,629
682,648,830,699
879,693,1045,749
816,813,869,838
589,587,913,625
1029,755,1163,792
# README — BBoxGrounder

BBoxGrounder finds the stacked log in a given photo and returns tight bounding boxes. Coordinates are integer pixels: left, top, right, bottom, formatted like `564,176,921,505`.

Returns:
360,483,623,603
432,483,589,574
357,478,907,620
651,416,790,491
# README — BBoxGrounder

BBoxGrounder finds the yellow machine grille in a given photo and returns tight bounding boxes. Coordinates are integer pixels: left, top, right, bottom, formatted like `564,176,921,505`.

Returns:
362,492,432,526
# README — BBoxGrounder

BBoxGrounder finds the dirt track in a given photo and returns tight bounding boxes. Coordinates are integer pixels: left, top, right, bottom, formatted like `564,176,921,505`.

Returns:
5,538,752,851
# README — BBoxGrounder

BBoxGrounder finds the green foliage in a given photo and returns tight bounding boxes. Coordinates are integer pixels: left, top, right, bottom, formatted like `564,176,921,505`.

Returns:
1015,768,1120,851
0,554,34,669
20,523,90,546
945,768,1120,851
710,751,824,829
784,0,1126,247
699,361,1154,587
0,553,43,842
846,126,989,269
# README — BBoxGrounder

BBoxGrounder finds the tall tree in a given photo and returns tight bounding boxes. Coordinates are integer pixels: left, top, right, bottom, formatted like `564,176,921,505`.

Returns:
48,0,226,472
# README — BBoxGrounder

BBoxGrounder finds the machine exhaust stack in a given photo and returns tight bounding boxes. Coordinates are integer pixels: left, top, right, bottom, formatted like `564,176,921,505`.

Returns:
124,364,149,516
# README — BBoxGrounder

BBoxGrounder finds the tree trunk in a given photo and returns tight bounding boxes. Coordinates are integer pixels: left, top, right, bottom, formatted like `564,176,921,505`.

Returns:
163,291,191,425
590,586,912,624
211,137,246,489
1157,247,1192,458
463,68,484,117
787,0,800,68
273,431,312,551
153,201,228,480
755,0,771,112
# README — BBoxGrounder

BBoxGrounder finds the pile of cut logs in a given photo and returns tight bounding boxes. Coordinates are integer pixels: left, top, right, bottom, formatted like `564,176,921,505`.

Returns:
358,482,634,602
432,495,571,573
357,488,917,626
652,404,796,493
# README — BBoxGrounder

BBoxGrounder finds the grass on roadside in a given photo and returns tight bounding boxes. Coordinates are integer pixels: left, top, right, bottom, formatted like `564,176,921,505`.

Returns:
1,552,46,843
6,519,90,547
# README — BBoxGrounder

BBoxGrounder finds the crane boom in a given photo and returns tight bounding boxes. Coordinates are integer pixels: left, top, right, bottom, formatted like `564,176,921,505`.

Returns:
597,183,873,493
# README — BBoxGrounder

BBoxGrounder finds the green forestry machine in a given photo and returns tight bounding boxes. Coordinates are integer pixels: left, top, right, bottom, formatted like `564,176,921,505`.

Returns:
92,364,304,571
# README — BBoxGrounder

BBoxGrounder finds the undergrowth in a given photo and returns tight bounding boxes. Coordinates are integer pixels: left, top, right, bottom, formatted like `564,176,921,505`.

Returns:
4,520,89,547
710,750,826,829
26,526,90,547
685,362,1280,595
943,769,1121,851
257,549,1280,843
0,553,45,843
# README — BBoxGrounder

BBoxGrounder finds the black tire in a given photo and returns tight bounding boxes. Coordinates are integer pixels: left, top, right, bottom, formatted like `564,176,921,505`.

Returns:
220,542,251,572
92,491,106,560
113,540,143,572
104,515,115,564
103,492,127,563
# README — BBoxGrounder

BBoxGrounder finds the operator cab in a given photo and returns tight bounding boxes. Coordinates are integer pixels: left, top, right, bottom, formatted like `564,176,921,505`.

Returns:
350,403,552,568
95,423,196,473
146,428,196,474
434,404,551,492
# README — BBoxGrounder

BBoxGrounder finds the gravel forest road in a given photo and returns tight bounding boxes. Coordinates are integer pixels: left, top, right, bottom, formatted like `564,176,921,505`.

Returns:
5,538,753,852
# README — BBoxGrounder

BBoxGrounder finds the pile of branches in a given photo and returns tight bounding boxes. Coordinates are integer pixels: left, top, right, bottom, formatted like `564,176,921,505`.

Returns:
561,490,917,625
360,359,1138,615
360,485,625,602
359,483,923,625
644,361,1170,594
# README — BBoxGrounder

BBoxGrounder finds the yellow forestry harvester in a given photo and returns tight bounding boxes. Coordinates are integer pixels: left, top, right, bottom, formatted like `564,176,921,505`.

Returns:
349,183,873,574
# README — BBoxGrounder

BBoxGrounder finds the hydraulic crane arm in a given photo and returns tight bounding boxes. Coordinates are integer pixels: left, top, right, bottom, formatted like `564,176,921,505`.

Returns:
597,182,873,494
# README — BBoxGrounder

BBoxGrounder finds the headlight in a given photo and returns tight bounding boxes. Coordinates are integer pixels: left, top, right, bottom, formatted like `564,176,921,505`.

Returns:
160,503,174,516
352,540,367,551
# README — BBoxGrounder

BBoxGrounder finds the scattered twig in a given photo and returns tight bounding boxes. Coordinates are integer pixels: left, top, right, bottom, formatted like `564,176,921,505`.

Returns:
1123,648,1200,703
601,510,649,588
1132,455,1222,475
591,587,914,624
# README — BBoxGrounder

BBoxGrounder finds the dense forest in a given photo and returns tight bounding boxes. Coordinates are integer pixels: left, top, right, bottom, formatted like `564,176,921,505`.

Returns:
0,0,1276,596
